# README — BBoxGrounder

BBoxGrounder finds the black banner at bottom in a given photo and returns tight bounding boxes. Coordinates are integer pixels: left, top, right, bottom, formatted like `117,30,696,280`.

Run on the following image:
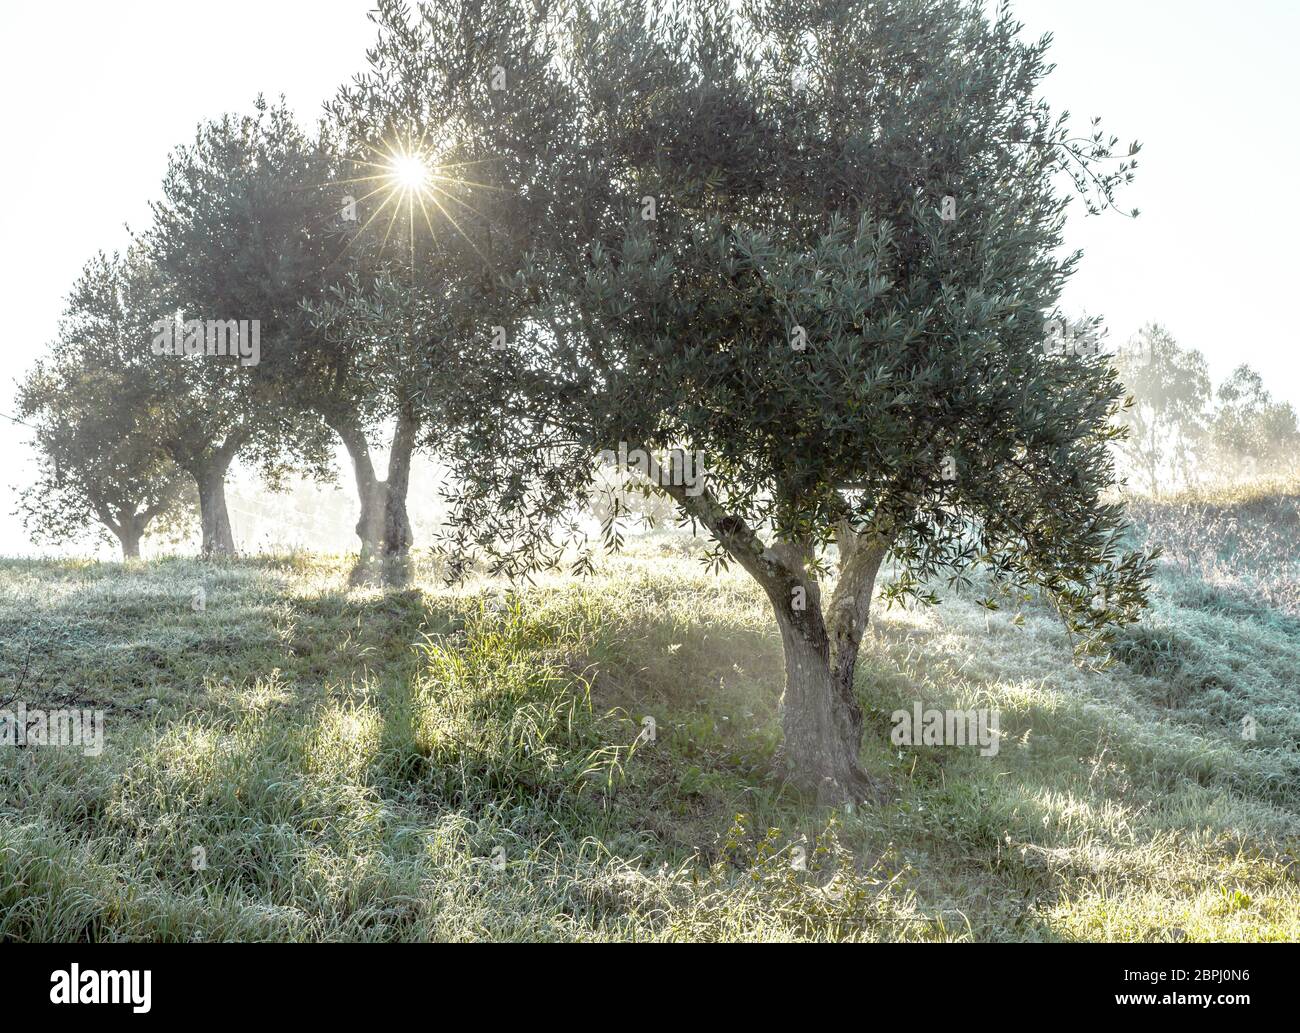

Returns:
1,943,1286,1019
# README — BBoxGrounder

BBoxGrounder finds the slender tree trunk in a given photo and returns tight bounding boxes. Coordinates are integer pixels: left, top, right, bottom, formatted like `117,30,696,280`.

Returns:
1147,424,1160,495
194,462,235,558
332,420,385,561
382,412,418,559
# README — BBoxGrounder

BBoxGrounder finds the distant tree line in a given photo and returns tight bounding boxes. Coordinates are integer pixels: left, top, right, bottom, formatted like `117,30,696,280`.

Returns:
1112,324,1300,494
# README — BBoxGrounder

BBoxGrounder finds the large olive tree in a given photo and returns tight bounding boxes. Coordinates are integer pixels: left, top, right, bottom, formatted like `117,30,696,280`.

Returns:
417,0,1157,802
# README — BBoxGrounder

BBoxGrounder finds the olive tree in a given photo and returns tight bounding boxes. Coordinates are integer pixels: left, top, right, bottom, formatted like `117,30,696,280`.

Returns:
142,98,337,556
313,0,576,573
421,0,1157,802
16,252,194,558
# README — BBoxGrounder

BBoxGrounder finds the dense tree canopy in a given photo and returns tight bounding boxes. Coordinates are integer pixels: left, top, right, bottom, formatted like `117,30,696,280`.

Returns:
406,0,1156,799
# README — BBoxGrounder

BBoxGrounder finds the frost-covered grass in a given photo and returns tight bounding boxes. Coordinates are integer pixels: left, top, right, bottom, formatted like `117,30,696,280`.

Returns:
0,490,1296,941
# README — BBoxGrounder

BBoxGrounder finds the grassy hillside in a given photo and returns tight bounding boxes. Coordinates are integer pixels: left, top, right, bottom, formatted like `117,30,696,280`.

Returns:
1,486,1297,941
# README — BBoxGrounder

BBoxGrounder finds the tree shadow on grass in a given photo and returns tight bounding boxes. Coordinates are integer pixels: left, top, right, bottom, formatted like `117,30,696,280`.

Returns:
0,556,458,715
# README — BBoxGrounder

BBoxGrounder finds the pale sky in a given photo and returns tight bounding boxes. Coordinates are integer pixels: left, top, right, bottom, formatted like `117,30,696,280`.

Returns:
0,1,1295,555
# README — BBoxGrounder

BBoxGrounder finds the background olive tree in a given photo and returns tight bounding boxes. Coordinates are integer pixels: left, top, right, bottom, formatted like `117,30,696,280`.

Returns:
142,98,338,556
312,0,578,577
16,251,194,558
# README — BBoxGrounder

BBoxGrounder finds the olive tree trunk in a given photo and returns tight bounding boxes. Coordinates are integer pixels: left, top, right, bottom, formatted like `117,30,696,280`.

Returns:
382,412,418,559
663,477,888,804
332,413,419,573
195,462,236,558
170,433,243,559
767,529,887,804
94,500,148,561
771,594,869,802
117,520,144,559
333,420,384,562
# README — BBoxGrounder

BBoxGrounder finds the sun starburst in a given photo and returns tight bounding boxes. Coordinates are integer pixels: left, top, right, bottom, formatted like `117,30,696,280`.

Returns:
387,150,432,194
324,129,504,270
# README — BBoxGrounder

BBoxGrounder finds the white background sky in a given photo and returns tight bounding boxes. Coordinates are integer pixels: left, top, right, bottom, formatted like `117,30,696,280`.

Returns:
0,0,1295,556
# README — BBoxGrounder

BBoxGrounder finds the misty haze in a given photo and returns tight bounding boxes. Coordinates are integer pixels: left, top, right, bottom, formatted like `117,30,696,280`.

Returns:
0,0,1296,981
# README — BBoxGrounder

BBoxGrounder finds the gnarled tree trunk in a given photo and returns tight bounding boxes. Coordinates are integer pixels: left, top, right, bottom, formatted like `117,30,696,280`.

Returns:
382,412,418,559
768,528,887,805
771,591,873,803
826,523,889,756
662,475,889,804
333,420,384,562
332,413,419,577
